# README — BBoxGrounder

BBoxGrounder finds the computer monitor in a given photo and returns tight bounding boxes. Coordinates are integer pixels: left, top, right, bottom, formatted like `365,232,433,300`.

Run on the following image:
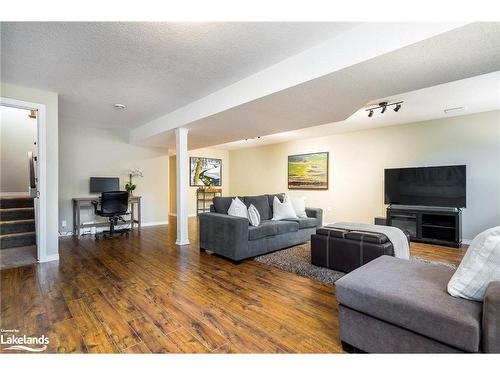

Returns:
89,177,120,193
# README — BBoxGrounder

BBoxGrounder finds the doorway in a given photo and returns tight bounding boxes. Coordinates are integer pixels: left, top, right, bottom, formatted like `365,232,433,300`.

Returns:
0,99,47,268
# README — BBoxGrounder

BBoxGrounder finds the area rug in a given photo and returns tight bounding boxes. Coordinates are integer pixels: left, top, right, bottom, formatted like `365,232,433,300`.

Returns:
254,242,457,286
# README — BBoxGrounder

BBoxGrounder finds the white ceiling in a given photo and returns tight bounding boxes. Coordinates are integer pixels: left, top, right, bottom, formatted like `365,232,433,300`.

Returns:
217,71,500,150
2,22,499,152
0,22,356,128
149,23,499,150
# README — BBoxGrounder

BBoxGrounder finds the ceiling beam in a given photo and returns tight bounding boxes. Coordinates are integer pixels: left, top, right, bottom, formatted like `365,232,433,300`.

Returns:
129,22,467,144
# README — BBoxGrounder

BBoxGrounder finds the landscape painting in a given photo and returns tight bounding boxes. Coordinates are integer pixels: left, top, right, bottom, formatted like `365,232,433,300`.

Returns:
288,152,328,190
190,157,222,186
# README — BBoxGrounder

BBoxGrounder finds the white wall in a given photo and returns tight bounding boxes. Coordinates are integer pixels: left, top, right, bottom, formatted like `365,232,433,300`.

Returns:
0,106,37,192
229,111,500,241
1,83,59,258
169,147,230,216
59,124,169,233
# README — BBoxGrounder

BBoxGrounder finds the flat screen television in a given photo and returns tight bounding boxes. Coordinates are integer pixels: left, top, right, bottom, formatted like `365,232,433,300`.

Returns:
384,165,466,208
89,177,119,193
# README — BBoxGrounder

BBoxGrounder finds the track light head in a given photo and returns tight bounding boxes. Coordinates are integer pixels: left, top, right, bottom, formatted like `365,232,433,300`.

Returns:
368,109,374,117
379,102,388,114
394,103,401,112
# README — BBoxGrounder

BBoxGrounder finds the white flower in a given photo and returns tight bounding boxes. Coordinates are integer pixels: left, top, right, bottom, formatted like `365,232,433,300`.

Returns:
128,168,143,177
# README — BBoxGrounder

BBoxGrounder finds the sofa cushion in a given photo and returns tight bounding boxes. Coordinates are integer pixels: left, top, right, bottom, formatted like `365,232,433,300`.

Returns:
243,195,272,220
274,220,299,235
335,256,483,352
248,220,278,240
344,231,390,244
272,196,298,220
316,227,347,237
290,196,307,218
283,217,318,229
448,226,500,301
227,197,248,219
267,193,285,214
247,204,261,227
213,196,235,214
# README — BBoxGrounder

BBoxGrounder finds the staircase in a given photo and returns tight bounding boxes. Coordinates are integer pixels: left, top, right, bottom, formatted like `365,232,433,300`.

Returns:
0,196,36,249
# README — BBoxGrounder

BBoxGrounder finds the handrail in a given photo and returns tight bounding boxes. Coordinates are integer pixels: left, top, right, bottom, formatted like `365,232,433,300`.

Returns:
28,151,36,190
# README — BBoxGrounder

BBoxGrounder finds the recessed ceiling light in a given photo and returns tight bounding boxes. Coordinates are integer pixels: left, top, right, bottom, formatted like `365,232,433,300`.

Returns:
444,106,465,114
113,103,126,110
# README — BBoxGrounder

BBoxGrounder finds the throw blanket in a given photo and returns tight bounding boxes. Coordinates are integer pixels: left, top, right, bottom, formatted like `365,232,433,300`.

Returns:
329,222,410,260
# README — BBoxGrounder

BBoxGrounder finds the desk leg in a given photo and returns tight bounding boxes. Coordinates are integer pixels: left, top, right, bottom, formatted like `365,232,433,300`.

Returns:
76,202,81,238
73,201,76,236
131,203,135,230
138,201,141,231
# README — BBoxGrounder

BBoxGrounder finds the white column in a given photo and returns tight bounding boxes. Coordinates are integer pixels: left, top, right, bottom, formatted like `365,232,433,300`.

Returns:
175,127,190,245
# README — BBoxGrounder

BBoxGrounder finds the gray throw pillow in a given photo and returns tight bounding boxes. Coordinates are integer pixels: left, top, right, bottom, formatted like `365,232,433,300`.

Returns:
243,195,271,220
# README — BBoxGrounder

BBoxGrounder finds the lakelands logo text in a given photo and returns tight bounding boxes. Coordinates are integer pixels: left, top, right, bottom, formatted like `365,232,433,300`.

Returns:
1,329,49,352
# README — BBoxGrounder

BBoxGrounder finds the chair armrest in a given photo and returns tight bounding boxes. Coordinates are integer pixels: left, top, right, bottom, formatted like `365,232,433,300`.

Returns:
91,200,99,215
482,281,500,353
198,212,249,261
306,207,323,227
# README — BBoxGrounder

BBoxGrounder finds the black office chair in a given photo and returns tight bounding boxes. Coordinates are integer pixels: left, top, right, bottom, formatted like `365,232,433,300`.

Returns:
91,191,130,238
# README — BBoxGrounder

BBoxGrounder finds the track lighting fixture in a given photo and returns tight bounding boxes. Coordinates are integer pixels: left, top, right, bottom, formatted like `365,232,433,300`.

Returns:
380,104,387,114
365,101,403,117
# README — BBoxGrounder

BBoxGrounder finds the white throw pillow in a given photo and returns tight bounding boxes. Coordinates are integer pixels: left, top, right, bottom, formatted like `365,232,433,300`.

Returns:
247,204,261,227
289,196,307,218
447,226,500,301
272,196,298,220
227,197,248,219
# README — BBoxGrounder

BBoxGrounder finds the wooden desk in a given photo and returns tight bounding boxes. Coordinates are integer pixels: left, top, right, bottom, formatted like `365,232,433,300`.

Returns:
72,196,141,238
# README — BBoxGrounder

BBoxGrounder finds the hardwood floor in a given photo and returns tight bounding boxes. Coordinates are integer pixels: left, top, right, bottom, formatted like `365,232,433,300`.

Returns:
0,219,467,354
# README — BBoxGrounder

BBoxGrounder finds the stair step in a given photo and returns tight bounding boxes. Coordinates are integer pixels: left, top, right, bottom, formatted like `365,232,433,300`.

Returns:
0,232,36,249
0,207,35,221
0,219,36,235
0,196,34,209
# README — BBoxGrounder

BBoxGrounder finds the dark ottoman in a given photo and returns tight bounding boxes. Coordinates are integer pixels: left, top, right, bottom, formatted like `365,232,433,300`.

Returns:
311,226,406,273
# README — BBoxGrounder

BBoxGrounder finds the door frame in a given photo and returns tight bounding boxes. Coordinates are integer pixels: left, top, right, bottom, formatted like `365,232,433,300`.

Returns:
1,97,48,262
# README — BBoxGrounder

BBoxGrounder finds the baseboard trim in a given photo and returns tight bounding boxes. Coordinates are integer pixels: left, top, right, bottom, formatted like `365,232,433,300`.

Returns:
58,220,169,237
39,253,59,263
169,213,197,217
142,221,169,227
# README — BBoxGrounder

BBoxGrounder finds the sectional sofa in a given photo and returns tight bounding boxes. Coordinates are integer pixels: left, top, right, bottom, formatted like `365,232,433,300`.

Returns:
336,255,500,353
199,193,323,263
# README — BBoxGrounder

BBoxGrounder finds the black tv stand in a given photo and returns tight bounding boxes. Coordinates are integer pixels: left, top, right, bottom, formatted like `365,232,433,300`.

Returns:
386,206,462,248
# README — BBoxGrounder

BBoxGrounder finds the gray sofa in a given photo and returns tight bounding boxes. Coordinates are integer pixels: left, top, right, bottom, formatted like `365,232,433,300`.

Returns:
336,255,500,353
199,193,323,263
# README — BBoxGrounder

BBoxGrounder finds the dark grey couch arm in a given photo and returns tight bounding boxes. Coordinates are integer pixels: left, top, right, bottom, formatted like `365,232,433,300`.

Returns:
306,207,323,227
198,212,249,261
483,281,500,353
